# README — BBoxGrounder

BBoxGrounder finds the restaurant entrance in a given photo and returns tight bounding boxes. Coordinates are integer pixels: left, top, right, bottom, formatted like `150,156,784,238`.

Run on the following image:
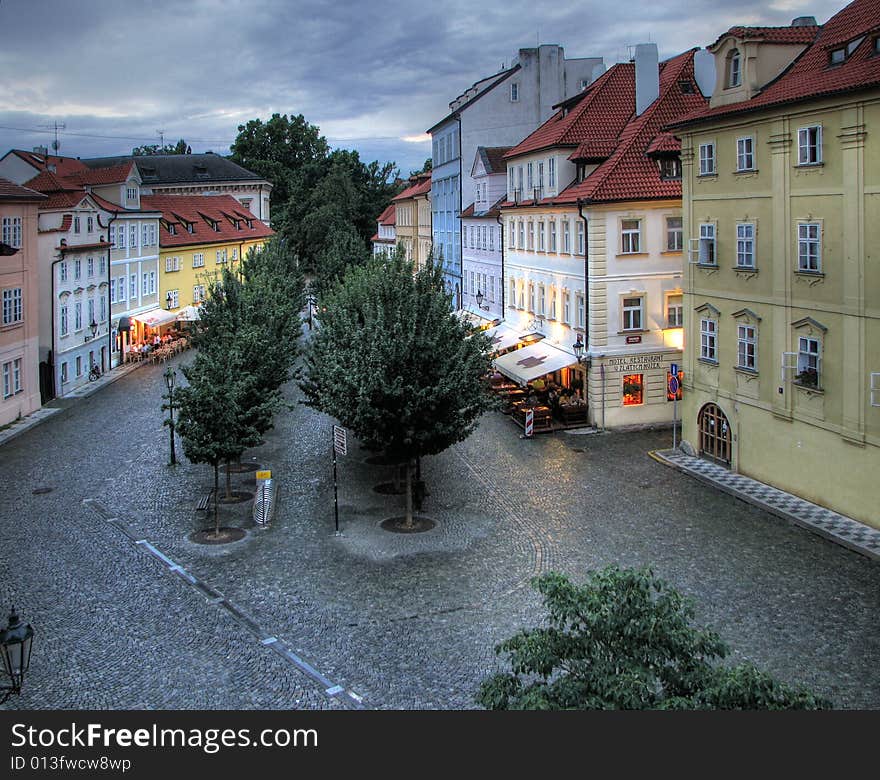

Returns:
698,402,731,466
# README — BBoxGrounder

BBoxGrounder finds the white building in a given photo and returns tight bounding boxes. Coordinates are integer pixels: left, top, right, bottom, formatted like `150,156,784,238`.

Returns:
371,204,397,257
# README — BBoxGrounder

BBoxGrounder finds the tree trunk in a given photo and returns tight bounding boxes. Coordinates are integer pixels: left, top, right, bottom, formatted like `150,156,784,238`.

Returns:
225,459,233,499
403,458,414,530
213,462,220,538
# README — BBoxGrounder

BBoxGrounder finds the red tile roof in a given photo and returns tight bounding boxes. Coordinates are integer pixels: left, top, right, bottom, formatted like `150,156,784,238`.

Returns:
371,235,395,244
377,203,396,226
140,194,274,248
711,24,820,49
674,0,880,127
392,172,432,201
477,147,512,174
645,132,681,155
0,176,45,200
40,191,89,210
64,163,135,186
505,64,638,159
10,150,88,178
39,215,73,234
461,196,505,219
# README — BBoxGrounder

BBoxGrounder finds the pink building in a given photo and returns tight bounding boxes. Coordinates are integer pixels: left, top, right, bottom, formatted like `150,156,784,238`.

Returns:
0,177,45,424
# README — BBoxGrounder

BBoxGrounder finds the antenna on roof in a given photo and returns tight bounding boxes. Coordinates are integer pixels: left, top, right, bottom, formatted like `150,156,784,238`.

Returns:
157,129,165,148
40,121,66,153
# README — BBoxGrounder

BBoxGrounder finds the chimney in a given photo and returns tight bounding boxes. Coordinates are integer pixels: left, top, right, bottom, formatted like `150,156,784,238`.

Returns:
791,15,817,26
635,43,659,115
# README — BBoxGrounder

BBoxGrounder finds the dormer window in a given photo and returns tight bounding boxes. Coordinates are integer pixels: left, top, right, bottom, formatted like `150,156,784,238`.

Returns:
830,47,846,64
727,49,742,87
168,224,176,235
186,222,194,234
659,158,682,180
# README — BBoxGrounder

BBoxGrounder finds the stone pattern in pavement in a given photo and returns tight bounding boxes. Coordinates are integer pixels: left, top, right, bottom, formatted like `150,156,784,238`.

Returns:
1,353,878,710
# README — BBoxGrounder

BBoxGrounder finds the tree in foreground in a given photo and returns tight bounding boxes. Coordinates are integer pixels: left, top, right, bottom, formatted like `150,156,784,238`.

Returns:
477,567,831,710
300,249,495,527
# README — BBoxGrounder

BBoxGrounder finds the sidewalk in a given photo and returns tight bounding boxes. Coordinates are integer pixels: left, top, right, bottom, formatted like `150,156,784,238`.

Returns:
0,360,144,449
651,448,880,562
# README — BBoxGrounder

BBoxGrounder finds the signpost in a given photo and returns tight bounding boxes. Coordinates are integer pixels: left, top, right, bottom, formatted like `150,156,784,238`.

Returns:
524,409,534,438
669,363,679,449
332,425,346,535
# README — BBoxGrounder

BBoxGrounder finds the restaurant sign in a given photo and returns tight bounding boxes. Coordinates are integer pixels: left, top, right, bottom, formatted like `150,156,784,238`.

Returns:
604,353,668,373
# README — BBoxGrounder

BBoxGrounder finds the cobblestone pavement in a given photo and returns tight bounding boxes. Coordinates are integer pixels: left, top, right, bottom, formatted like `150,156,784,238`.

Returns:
1,354,878,709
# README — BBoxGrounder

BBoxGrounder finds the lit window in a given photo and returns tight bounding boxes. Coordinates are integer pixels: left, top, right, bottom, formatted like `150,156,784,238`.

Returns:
623,374,644,406
666,294,683,328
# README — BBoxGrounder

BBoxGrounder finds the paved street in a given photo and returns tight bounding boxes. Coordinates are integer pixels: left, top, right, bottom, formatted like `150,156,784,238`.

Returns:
1,355,878,709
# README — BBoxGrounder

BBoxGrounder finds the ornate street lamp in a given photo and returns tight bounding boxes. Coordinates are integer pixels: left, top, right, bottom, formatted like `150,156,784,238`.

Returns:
572,335,587,364
164,367,177,466
474,290,490,311
89,319,98,339
0,607,34,704
165,291,173,310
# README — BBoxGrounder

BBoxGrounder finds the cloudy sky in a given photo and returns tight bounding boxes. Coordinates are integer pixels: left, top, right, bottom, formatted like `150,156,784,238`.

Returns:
0,0,844,176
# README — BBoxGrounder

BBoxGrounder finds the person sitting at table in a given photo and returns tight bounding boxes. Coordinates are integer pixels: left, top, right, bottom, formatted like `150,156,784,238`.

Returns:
531,377,546,392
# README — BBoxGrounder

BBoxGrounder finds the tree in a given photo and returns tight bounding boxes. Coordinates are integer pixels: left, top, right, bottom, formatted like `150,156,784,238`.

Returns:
300,249,495,527
410,158,432,177
477,567,832,711
132,139,191,155
313,222,371,298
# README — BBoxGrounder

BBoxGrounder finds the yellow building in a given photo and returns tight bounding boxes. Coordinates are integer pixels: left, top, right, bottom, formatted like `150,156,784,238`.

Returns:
391,172,431,268
141,194,274,325
671,1,880,527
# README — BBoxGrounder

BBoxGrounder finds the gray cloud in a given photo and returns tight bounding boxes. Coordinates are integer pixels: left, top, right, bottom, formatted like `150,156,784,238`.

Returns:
0,0,845,173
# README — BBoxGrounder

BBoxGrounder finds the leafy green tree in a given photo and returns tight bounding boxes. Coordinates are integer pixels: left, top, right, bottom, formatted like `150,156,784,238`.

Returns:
313,222,371,298
410,158,432,176
300,249,495,527
477,567,832,711
132,139,191,155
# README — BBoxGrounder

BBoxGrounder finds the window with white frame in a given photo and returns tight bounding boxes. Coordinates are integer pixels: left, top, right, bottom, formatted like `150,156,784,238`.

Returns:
165,256,181,272
548,288,557,319
699,223,716,265
563,291,571,324
527,222,534,250
517,281,525,309
666,294,683,328
74,259,81,280
109,279,116,304
549,220,557,252
481,226,487,250
509,168,515,196
216,248,227,263
2,217,22,248
538,221,545,251
489,227,494,251
518,221,524,249
60,261,68,282
117,226,126,248
737,324,757,370
129,274,137,300
736,223,755,268
73,216,81,234
666,217,683,252
169,289,179,308
563,220,571,253
527,163,534,192
727,49,742,87
620,219,641,254
576,293,585,329
699,142,716,176
700,317,717,361
87,257,94,277
87,298,95,327
75,356,82,377
509,279,516,307
736,137,755,171
622,296,644,331
797,336,821,387
538,284,546,316
528,283,536,313
537,162,544,191
508,219,515,248
577,221,585,255
127,187,138,202
74,301,82,331
99,256,106,274
2,287,23,325
60,305,69,336
193,285,206,303
149,271,156,294
548,158,556,188
100,295,106,322
2,358,23,399
797,223,821,272
117,275,127,300
798,126,822,165
87,216,94,233
109,226,116,247
129,225,136,248
488,275,495,301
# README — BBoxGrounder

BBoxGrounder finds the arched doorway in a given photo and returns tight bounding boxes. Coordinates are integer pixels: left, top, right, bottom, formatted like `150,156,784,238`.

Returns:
697,403,731,466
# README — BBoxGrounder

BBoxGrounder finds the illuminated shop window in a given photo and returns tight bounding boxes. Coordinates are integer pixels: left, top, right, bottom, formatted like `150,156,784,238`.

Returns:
622,374,644,406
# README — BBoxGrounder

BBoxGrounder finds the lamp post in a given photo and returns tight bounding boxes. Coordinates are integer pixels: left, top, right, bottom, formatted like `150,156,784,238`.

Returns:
165,291,173,310
164,366,177,466
89,319,98,340
0,607,34,704
474,290,489,311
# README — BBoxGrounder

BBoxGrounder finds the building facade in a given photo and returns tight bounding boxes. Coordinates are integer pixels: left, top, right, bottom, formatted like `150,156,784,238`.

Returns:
391,173,432,268
500,46,708,428
428,45,605,307
672,1,880,527
371,204,397,256
0,178,44,424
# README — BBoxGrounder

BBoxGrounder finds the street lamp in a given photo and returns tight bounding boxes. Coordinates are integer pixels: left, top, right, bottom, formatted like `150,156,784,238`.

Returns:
572,335,587,364
89,319,98,339
165,291,173,310
0,607,34,704
474,290,490,311
164,367,177,466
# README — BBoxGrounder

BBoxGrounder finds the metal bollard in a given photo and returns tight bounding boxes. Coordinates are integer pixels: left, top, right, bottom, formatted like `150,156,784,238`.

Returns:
253,478,277,526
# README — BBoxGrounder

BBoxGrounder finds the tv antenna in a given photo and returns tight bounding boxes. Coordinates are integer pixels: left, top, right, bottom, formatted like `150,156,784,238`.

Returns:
40,121,66,152
157,129,165,148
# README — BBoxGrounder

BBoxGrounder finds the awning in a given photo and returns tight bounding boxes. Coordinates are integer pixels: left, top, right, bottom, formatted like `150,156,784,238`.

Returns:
117,316,131,332
484,323,522,353
131,308,178,328
176,305,202,322
493,341,578,386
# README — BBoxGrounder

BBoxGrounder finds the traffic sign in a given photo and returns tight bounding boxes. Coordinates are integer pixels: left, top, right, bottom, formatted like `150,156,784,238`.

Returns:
668,376,680,396
670,362,678,376
525,409,534,438
333,425,347,456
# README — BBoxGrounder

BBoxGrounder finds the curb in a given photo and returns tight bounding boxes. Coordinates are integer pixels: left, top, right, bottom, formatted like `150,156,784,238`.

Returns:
648,449,879,563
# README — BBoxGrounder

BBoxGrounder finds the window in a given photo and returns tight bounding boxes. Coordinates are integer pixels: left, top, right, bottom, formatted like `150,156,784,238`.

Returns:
507,219,515,249
737,324,757,370
538,221,545,251
527,221,534,250
99,257,106,275
659,158,682,180
508,169,515,197
576,293,585,329
666,217,683,252
109,279,116,304
117,225,126,249
830,47,845,65
549,221,557,252
538,284,546,316
2,217,22,248
736,137,755,171
700,318,717,361
734,223,756,268
87,216,94,233
216,248,227,263
699,223,716,265
130,274,137,300
193,252,204,268
60,262,68,282
73,216,81,234
577,221,585,255
699,142,716,176
489,227,494,251
509,279,516,308
666,294,683,328
510,82,519,102
193,285,206,303
149,272,156,294
74,301,82,331
2,287,23,325
563,221,571,253
60,305,69,336
622,296,644,331
797,337,821,387
727,49,742,87
621,220,641,254
488,275,495,301
481,226,487,250
127,187,137,202
528,283,536,313
537,162,544,191
797,126,822,165
548,158,556,188
527,163,533,192
61,362,68,384
109,226,116,247
798,223,821,272
518,221,524,249
165,256,181,272
169,289,180,308
87,298,95,328
129,225,137,248
75,356,82,377
74,259,81,280
87,257,94,277
623,374,644,406
117,275,127,301
562,291,571,324
2,358,23,399
100,295,106,322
